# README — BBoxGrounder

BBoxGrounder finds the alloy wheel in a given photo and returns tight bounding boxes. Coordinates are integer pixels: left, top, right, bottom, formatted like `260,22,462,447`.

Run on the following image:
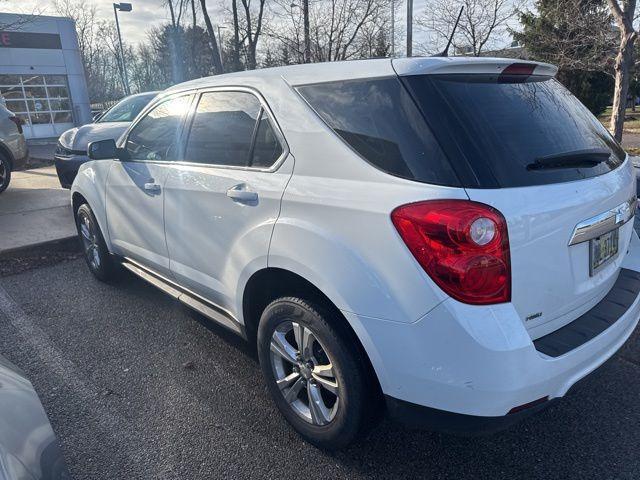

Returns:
78,212,101,271
269,321,340,426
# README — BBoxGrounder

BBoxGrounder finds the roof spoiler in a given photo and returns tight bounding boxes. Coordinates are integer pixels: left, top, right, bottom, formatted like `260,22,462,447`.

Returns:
392,58,558,78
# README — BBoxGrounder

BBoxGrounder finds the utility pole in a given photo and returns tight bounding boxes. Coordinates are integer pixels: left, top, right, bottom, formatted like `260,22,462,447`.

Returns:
291,1,311,63
302,0,311,63
406,0,412,57
217,25,227,70
391,0,394,57
113,2,132,95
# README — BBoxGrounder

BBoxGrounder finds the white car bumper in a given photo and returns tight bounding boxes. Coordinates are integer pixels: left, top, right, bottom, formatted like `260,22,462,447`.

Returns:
344,231,640,431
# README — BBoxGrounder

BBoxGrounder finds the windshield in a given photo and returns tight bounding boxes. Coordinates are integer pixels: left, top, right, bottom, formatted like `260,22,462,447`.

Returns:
98,93,157,123
402,75,625,188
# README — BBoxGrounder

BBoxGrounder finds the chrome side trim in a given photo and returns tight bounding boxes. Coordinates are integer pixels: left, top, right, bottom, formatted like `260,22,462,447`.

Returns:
568,196,637,246
121,259,244,337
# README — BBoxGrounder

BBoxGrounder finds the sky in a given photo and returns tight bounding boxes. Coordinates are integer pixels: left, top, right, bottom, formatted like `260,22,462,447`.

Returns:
0,0,196,45
0,0,522,52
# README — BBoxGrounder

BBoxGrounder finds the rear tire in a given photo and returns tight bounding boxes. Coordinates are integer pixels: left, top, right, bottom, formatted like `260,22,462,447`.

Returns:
257,297,371,450
0,154,11,194
75,203,121,282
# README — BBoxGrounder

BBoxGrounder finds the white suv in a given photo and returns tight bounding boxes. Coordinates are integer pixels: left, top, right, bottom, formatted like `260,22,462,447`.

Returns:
71,57,640,449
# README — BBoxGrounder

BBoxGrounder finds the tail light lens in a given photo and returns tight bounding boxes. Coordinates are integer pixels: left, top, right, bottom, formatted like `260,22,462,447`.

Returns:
9,116,23,134
391,200,511,305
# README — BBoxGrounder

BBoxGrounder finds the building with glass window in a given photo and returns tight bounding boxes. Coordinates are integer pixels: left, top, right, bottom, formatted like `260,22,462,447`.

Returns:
0,13,91,139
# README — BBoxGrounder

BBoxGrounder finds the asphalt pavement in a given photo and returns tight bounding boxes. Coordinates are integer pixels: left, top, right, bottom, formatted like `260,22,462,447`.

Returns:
0,258,639,479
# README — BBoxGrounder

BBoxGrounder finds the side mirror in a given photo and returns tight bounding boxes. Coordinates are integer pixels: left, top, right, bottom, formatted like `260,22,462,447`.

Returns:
88,139,125,160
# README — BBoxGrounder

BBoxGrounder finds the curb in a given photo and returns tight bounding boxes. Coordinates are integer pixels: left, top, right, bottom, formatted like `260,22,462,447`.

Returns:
0,236,80,259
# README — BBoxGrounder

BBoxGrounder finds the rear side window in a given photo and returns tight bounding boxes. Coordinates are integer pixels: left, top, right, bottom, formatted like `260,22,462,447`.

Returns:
250,111,283,168
185,91,261,166
297,78,460,186
403,75,625,188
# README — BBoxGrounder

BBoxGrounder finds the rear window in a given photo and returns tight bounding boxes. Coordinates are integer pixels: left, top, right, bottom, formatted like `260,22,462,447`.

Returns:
297,78,461,187
402,75,625,188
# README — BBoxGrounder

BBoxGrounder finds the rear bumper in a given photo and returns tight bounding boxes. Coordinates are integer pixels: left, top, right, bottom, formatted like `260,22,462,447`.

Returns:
54,154,87,189
385,394,558,435
343,231,640,427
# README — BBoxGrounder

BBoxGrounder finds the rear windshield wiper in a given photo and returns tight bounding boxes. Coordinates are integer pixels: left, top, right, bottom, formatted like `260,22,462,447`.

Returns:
527,148,611,170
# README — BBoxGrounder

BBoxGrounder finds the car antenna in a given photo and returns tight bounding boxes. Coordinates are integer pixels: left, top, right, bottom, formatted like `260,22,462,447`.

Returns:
434,6,464,57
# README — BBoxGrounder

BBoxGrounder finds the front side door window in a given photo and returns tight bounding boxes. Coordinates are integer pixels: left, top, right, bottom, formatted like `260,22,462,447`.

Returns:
125,95,192,162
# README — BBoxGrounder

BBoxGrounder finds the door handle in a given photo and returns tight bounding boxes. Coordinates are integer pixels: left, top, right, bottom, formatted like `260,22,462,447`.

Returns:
144,182,161,193
226,184,258,203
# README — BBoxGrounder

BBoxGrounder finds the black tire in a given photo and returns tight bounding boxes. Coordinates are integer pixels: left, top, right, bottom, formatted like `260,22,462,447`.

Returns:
0,153,11,194
257,297,371,450
75,203,121,282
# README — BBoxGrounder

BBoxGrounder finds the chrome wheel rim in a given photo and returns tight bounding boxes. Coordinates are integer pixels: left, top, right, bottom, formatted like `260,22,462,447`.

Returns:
269,321,340,425
79,212,101,270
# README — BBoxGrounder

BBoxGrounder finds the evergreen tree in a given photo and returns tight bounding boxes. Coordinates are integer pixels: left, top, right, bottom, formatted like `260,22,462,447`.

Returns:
512,0,616,115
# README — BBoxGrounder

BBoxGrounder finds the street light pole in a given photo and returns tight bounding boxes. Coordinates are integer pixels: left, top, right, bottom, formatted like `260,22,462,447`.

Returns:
302,0,310,63
406,0,412,57
113,3,132,95
391,0,394,57
217,25,227,70
291,2,311,63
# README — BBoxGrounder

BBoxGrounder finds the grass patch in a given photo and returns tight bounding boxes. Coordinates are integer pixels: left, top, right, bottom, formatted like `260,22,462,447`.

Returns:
598,107,640,136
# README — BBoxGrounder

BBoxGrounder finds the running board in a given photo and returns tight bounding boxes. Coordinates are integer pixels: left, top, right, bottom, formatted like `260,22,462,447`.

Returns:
121,260,245,338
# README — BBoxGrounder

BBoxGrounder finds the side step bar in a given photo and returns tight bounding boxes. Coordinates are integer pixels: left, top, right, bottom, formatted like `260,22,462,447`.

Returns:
121,259,245,338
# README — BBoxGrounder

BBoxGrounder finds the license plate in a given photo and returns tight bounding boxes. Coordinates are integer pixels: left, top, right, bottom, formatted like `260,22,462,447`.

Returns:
589,228,619,275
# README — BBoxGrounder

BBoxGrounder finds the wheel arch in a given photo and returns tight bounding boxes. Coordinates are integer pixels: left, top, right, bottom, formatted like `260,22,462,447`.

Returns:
72,191,87,215
0,141,15,169
242,267,383,399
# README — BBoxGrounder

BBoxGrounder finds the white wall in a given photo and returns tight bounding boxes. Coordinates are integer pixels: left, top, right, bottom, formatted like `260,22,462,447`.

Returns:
0,13,92,137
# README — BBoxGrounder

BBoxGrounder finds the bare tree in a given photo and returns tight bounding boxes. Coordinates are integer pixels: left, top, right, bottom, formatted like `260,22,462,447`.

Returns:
608,0,637,141
54,0,125,102
165,0,190,83
419,0,524,56
267,0,389,63
199,0,224,73
238,0,268,69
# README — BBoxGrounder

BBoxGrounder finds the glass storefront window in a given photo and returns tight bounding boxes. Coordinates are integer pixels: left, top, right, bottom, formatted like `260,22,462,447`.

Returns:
1,88,23,99
22,75,44,85
23,86,48,98
6,99,27,111
53,111,73,123
31,112,53,124
0,75,21,85
0,74,73,127
45,75,66,85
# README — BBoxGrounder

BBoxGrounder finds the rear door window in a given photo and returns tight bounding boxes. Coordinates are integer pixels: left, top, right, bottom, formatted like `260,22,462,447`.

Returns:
297,78,461,186
402,75,625,188
185,91,261,166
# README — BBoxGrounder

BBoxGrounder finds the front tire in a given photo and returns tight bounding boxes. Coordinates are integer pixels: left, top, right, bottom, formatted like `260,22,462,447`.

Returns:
0,154,11,194
75,203,120,282
257,297,370,450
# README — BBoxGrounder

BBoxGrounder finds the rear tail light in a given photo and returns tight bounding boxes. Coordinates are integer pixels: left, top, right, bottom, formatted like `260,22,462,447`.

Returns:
9,116,23,134
391,200,511,305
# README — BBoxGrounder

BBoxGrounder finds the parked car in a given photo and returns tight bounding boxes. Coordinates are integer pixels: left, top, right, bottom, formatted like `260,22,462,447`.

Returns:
54,91,158,188
70,57,640,449
0,354,69,479
0,101,28,194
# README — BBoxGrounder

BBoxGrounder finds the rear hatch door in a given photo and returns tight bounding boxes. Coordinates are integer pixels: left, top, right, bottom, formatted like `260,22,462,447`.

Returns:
398,60,636,338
